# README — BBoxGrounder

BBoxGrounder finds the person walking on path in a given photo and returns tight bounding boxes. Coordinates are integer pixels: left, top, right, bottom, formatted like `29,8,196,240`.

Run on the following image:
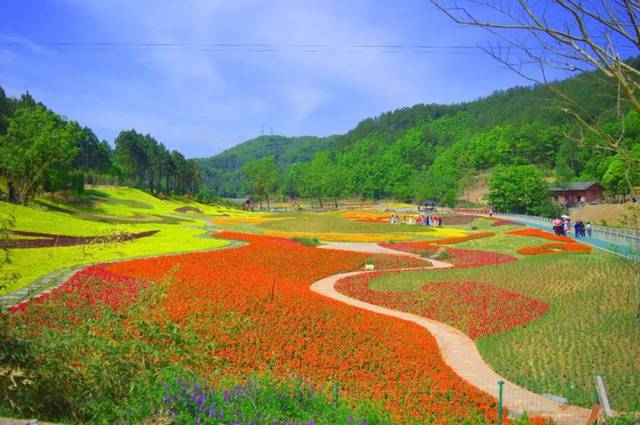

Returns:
574,220,583,238
586,222,592,237
553,218,563,236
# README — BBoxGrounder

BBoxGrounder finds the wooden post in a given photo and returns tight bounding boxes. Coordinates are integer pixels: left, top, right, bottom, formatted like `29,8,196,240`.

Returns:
594,375,613,418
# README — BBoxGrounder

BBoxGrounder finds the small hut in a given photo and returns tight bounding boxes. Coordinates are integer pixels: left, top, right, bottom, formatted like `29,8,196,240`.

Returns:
550,181,604,207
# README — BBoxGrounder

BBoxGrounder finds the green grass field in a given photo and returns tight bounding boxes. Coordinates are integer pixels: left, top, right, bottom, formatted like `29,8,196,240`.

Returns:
368,249,639,411
452,230,554,256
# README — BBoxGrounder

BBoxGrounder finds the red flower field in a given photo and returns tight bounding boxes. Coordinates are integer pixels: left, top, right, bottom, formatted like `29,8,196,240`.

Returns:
335,274,549,339
12,232,498,423
11,266,147,316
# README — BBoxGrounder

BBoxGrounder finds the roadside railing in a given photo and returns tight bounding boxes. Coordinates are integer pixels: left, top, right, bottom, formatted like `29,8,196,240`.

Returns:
490,212,640,251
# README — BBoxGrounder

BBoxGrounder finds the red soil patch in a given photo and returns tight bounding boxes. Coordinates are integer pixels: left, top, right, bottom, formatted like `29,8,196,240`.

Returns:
381,242,517,268
439,215,476,225
1,230,159,249
336,275,549,339
490,219,523,227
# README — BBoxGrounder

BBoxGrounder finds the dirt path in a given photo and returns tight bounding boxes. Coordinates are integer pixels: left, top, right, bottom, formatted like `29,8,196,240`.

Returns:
313,242,591,425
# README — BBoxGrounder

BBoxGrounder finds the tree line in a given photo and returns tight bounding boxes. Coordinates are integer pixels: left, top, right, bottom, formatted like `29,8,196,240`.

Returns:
0,86,200,205
237,107,639,215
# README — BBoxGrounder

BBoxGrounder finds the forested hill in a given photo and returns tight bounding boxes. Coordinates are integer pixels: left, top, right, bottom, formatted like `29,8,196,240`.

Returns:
194,135,340,197
196,57,639,204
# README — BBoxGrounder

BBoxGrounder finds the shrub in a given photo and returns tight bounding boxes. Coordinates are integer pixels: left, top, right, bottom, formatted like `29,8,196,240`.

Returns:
435,248,453,260
292,236,321,247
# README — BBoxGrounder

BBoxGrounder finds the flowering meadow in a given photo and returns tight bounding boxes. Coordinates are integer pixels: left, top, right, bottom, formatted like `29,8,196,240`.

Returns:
335,274,549,339
2,200,637,422
2,231,501,424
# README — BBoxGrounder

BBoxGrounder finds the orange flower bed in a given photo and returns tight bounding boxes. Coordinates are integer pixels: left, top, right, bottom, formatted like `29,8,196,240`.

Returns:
518,242,592,255
507,228,592,256
88,232,497,423
506,228,575,243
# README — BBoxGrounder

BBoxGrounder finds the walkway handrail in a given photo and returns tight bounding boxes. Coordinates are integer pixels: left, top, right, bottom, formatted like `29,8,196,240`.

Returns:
492,212,640,249
438,207,639,251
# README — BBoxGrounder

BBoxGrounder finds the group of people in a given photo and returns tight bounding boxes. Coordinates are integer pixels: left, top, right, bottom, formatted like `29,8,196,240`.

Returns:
573,220,592,238
552,216,592,238
389,214,442,227
417,214,442,227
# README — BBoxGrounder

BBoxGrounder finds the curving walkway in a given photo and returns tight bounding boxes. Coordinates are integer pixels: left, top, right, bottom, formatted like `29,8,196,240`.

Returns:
312,243,591,425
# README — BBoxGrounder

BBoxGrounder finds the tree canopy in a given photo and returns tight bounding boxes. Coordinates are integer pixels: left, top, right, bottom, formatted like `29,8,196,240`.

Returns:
0,86,200,204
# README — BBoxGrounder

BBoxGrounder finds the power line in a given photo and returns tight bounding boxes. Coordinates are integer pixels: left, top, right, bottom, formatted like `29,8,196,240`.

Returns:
1,41,635,55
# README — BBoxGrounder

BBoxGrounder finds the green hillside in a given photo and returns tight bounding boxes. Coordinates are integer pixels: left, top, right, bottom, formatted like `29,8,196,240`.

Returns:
194,134,340,197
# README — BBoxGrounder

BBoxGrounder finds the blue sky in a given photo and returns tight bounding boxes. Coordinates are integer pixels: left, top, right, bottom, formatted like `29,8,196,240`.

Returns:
1,1,569,157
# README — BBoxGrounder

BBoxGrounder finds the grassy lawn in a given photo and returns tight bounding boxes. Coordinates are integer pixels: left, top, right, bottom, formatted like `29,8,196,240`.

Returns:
452,231,553,256
366,252,639,411
34,187,252,223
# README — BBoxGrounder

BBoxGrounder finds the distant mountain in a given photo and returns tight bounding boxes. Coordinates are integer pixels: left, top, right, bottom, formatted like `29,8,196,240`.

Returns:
193,135,340,197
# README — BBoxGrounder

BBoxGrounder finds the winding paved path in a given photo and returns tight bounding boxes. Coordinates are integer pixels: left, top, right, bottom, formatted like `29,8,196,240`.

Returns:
313,242,591,425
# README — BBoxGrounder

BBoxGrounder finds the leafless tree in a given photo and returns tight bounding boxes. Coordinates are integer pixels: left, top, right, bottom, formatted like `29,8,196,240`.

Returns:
431,1,639,166
430,0,640,321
